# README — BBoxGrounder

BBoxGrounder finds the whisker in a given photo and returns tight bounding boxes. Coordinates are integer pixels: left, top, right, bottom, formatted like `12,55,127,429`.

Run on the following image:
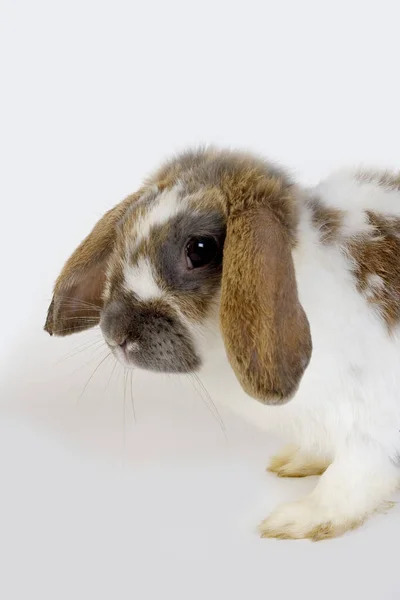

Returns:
193,373,226,431
56,304,102,313
69,346,110,377
77,351,112,403
105,357,118,392
129,370,136,423
55,337,104,364
53,317,101,324
49,324,100,335
69,333,103,350
187,373,213,418
189,373,227,439
122,369,129,456
54,296,103,311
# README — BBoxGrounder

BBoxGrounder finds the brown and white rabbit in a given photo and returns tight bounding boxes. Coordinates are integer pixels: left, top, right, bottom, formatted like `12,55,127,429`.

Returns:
45,148,400,540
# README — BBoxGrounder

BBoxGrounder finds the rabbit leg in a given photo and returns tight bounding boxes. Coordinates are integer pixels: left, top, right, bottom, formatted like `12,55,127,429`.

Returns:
259,439,399,540
267,444,330,477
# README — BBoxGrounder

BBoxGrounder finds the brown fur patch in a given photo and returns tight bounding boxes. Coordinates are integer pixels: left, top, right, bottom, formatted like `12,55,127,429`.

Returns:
346,210,400,329
220,176,312,404
44,190,144,335
307,197,343,243
356,169,400,191
147,147,293,223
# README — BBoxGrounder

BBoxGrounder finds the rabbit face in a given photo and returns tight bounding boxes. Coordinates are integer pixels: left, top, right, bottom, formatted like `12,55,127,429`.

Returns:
99,184,226,372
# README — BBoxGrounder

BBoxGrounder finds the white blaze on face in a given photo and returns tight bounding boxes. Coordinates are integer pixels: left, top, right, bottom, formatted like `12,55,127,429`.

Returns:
121,184,185,301
124,257,163,300
130,184,184,250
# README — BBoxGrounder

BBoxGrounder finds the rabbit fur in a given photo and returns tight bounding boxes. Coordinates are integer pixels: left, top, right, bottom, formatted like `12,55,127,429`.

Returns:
45,148,400,540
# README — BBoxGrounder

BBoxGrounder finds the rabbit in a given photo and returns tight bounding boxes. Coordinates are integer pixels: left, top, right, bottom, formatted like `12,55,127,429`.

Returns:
45,148,400,540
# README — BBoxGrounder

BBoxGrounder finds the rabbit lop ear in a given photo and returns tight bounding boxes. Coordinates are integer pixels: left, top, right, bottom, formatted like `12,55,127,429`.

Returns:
44,192,139,336
220,178,312,405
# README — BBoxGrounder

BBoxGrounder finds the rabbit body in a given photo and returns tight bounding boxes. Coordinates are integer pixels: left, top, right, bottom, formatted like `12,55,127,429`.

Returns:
46,150,400,539
200,169,400,539
202,171,400,458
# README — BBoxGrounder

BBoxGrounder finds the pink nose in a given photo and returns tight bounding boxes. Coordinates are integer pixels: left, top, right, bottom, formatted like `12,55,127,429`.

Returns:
104,334,127,348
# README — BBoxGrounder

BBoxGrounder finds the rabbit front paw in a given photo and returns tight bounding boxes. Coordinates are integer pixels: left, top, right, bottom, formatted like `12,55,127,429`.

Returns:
267,445,330,478
258,497,363,541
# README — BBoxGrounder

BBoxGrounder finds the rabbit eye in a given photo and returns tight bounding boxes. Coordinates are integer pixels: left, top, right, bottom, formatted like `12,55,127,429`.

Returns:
185,237,220,269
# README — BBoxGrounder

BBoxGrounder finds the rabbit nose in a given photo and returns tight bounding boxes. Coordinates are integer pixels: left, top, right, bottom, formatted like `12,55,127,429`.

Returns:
104,334,127,348
107,335,139,354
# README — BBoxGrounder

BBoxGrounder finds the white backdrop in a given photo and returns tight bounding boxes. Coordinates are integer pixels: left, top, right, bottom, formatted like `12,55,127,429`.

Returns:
1,1,400,599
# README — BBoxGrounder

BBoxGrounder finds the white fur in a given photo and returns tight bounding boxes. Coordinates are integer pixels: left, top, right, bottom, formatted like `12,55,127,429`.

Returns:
122,185,183,300
196,169,400,538
130,184,183,249
111,167,400,538
313,169,400,238
124,257,163,300
316,168,400,214
364,273,385,299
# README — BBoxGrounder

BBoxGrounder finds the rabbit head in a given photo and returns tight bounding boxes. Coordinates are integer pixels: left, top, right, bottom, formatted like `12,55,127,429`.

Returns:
45,148,312,405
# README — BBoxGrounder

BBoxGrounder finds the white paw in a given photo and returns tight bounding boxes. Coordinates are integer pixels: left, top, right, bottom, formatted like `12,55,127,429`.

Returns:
259,497,364,541
267,444,330,478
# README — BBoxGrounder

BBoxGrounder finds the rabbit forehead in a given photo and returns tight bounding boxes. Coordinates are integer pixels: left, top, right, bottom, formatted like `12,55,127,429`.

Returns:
124,183,185,250
121,183,224,247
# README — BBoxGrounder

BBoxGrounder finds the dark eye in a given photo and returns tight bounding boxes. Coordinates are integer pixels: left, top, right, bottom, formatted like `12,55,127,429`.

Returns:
185,237,219,269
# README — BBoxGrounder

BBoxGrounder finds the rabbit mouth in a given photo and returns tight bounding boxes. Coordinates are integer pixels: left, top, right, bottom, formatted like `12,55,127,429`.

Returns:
100,298,201,374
